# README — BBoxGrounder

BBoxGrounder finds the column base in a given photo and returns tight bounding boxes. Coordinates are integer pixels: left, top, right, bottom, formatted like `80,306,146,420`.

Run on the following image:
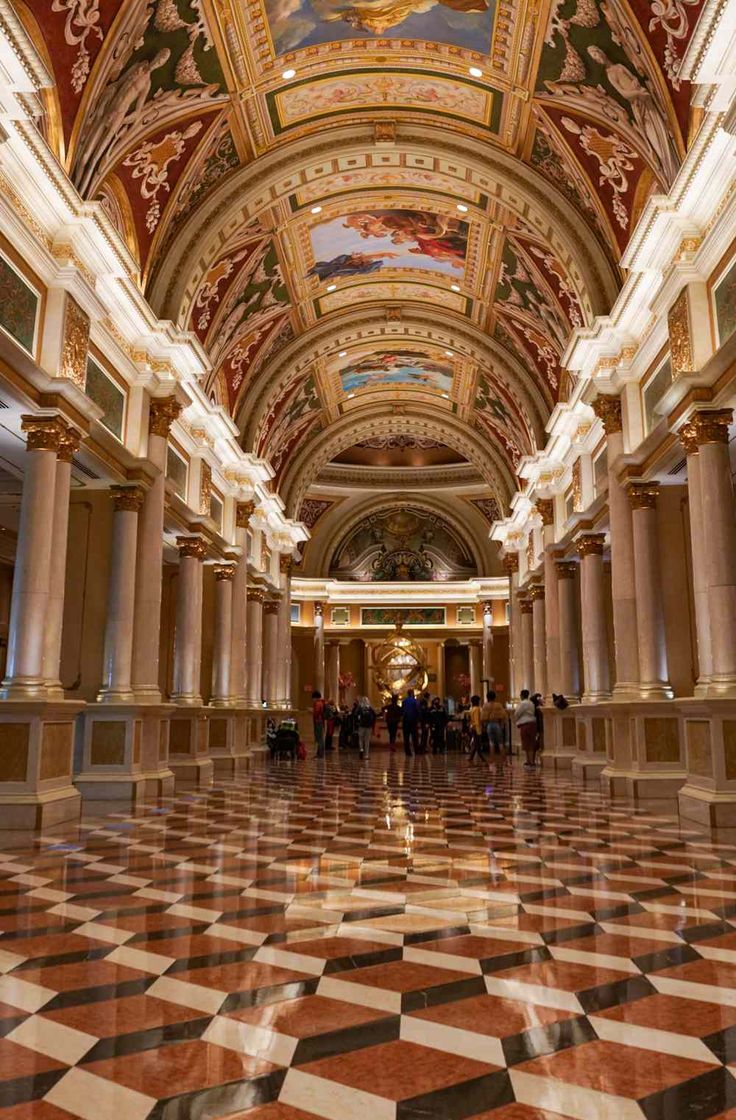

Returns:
703,679,736,699
0,679,52,701
209,708,254,779
0,700,84,830
678,784,736,830
138,705,175,798
571,756,608,785
169,708,213,788
75,705,153,808
96,689,136,704
602,765,687,802
638,683,675,700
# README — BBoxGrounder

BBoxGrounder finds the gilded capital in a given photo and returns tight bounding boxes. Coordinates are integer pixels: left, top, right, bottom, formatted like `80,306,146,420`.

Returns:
627,482,659,511
111,485,145,513
21,414,67,453
555,561,578,580
535,499,554,526
502,553,519,575
214,564,236,582
482,599,494,614
592,395,623,435
518,597,534,615
679,422,699,457
149,395,182,438
314,600,324,617
264,598,281,614
689,409,733,447
57,426,82,464
576,533,606,557
280,554,294,575
247,587,266,603
528,584,545,602
236,500,256,528
176,535,208,561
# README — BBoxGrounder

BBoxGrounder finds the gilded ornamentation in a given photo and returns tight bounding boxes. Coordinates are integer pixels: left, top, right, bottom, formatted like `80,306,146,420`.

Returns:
502,553,519,575
264,598,281,614
519,597,534,614
374,121,396,145
571,458,583,512
280,555,293,574
214,564,236,581
51,0,103,92
576,533,606,557
122,122,204,232
689,409,733,446
529,584,545,601
679,421,699,456
592,395,623,435
236,500,257,528
57,427,82,464
111,485,145,513
199,460,212,517
176,535,208,560
60,295,90,389
535,498,554,526
149,396,182,438
247,587,266,603
668,288,694,377
555,561,577,579
314,601,324,617
526,536,535,571
627,482,660,510
21,415,66,453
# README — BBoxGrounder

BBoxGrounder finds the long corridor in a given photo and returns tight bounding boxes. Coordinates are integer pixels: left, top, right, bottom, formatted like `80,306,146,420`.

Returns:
1,756,736,1119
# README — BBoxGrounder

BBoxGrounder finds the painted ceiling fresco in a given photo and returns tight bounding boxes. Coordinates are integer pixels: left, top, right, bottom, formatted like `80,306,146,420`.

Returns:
14,0,707,506
330,506,478,581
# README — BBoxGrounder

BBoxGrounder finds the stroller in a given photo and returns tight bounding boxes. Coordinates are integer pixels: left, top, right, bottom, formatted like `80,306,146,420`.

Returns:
269,719,299,761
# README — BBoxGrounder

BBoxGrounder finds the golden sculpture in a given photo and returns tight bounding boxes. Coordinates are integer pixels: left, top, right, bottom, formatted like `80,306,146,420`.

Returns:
372,619,429,701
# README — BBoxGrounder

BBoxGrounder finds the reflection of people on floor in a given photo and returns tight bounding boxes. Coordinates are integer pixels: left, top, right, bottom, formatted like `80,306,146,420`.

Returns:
402,688,420,757
428,697,449,754
383,694,402,750
516,689,537,768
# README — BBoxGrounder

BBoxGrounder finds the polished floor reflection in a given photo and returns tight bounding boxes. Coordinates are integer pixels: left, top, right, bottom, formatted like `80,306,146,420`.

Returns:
1,754,736,1118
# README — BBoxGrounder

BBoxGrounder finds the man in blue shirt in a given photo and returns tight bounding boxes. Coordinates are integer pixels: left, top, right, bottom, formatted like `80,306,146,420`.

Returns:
402,689,420,757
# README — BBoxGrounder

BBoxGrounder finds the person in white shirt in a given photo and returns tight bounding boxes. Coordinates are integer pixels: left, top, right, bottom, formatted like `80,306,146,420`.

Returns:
515,689,538,768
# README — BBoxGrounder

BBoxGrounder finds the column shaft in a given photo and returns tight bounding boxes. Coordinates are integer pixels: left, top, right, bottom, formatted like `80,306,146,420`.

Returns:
212,566,235,705
171,537,206,704
99,487,145,701
530,587,546,697
43,430,79,692
263,600,281,706
469,641,482,697
232,503,254,705
482,603,494,685
628,484,670,697
519,601,534,693
699,428,736,688
314,604,325,695
577,535,611,702
278,557,293,707
246,590,265,706
556,562,581,701
325,640,340,704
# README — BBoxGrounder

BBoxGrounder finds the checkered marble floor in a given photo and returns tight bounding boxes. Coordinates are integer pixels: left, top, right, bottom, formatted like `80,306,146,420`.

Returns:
2,756,736,1119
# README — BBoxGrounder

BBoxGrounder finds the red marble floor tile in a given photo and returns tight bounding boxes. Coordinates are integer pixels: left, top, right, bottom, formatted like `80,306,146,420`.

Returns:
41,993,208,1035
655,959,736,988
514,1038,713,1097
694,931,736,953
16,958,147,993
482,914,588,935
174,960,308,992
604,910,694,932
412,934,537,959
0,932,112,962
299,1039,498,1100
222,1103,322,1118
493,959,629,992
84,1039,278,1096
96,910,206,933
280,936,393,959
0,1039,66,1079
409,993,577,1036
555,932,669,958
0,1103,79,1119
469,1107,575,1119
593,993,736,1035
0,912,73,934
225,994,392,1036
328,959,475,991
129,933,251,959
215,915,317,935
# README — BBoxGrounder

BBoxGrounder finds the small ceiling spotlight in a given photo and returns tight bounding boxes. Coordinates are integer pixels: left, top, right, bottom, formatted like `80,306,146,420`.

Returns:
327,283,337,292
442,392,450,398
282,68,296,79
338,350,347,357
347,392,356,399
451,283,460,292
445,350,454,356
456,203,469,212
311,205,322,214
469,66,483,78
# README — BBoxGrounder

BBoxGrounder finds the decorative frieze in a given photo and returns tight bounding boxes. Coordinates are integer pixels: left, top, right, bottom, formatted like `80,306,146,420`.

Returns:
668,288,695,377
60,294,90,388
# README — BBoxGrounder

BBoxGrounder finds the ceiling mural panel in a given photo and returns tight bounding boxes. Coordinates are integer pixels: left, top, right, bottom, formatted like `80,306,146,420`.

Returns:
339,350,454,394
329,506,478,582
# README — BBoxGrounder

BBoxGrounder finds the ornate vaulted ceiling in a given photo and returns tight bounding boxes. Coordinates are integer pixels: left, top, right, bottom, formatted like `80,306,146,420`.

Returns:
15,0,705,521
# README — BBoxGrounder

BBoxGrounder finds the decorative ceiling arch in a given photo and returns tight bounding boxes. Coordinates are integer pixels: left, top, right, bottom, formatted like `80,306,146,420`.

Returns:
279,405,515,517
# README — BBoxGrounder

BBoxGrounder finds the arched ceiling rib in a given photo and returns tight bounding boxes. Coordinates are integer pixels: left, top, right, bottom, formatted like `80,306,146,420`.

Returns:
13,0,706,507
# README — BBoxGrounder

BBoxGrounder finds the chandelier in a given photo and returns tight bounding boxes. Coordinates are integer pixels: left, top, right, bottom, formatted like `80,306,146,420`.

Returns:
372,621,429,700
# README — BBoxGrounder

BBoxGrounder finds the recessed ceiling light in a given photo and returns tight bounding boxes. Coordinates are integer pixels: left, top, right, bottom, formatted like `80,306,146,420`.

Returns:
327,283,337,292
457,203,468,212
451,284,460,292
469,66,483,78
311,205,322,214
338,350,347,357
445,350,454,356
347,392,355,399
442,392,450,398
282,68,296,79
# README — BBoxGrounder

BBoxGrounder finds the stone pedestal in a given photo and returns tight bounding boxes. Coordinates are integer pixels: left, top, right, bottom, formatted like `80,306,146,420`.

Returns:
208,709,252,779
540,706,578,770
138,705,175,798
601,700,686,802
678,698,736,828
570,708,609,785
168,708,214,788
0,701,84,829
74,706,148,804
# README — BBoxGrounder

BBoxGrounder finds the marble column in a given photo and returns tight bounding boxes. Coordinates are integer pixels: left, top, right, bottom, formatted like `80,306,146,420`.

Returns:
2,416,68,698
171,536,207,705
530,584,546,697
519,598,534,693
482,601,494,686
278,556,293,707
469,639,482,697
628,483,671,698
556,561,581,701
325,639,340,704
98,486,146,703
232,501,254,705
504,553,520,697
43,427,81,695
537,500,560,699
314,602,325,695
576,534,611,702
437,639,446,699
262,598,281,707
246,588,265,707
689,410,736,694
132,396,181,702
211,565,235,706
593,396,640,696
679,425,711,692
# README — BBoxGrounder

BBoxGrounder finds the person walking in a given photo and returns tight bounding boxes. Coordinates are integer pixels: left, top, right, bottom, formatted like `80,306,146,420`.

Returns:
384,694,402,751
532,693,544,764
402,689,420,757
484,689,508,759
428,696,448,754
516,689,537,768
324,698,337,753
312,690,326,759
356,696,376,759
467,694,485,763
